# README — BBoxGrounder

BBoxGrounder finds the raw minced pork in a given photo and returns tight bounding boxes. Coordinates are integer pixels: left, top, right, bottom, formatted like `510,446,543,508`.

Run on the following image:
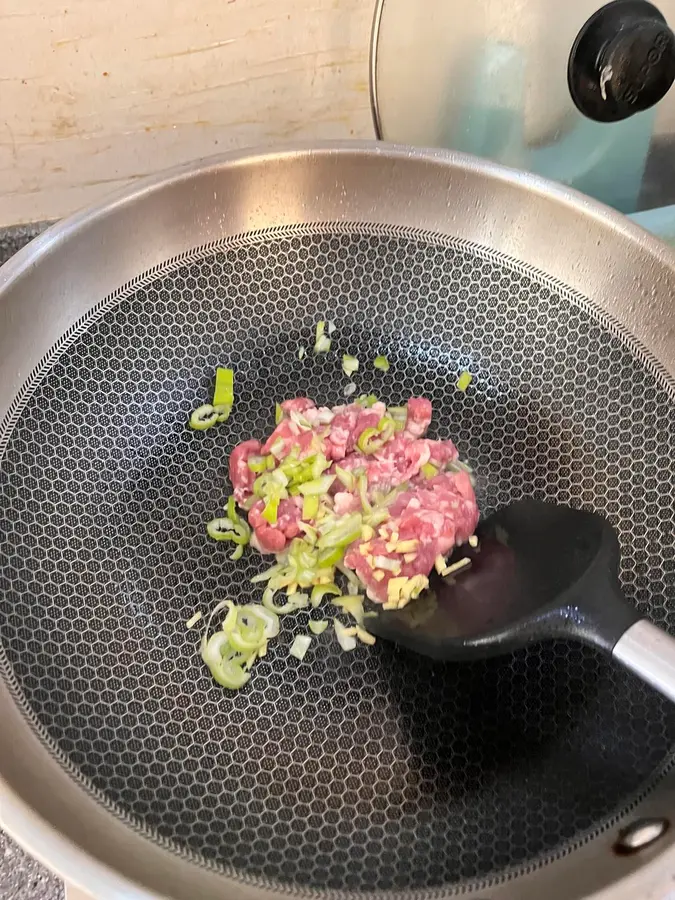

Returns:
229,397,479,603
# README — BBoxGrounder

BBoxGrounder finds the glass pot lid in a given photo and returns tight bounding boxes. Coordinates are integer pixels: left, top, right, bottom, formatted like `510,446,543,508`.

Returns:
371,0,675,212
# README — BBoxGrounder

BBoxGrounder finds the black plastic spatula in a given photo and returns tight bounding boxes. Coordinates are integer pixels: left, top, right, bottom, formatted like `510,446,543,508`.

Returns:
368,499,675,703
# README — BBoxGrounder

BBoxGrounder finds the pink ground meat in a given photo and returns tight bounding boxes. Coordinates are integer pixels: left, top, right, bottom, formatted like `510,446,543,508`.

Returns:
344,471,479,603
248,497,303,554
228,395,479,591
228,439,262,504
403,397,433,438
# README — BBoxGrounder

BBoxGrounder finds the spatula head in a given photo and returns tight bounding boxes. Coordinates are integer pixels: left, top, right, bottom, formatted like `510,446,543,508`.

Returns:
367,499,639,660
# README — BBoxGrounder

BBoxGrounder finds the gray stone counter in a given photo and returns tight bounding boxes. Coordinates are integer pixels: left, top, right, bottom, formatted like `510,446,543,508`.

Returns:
0,220,65,899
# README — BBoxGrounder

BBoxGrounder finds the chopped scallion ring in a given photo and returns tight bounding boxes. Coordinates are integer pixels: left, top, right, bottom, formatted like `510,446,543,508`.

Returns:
189,404,219,431
356,427,382,455
309,620,328,635
373,355,390,372
206,517,250,544
213,404,232,423
263,587,309,615
314,321,332,354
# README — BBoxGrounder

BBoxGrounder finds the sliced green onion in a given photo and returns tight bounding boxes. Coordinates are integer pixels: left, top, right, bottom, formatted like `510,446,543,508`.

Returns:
227,496,239,523
373,355,390,372
357,473,372,513
298,345,306,361
213,404,232,423
263,587,309,615
309,620,328,635
269,438,285,459
317,513,363,549
221,600,238,635
456,371,472,392
314,321,332,354
206,517,250,545
356,393,379,408
251,563,283,584
189,404,219,431
246,604,280,639
387,406,407,431
201,606,252,691
253,470,289,499
334,466,356,491
311,453,331,480
228,615,265,653
289,634,312,660
364,508,390,528
244,648,260,671
357,427,381,455
262,493,280,525
248,455,273,474
206,497,251,551
421,462,439,479
275,402,283,424
377,415,395,435
303,494,320,520
310,583,341,608
230,543,245,561
342,354,359,377
327,320,336,335
186,611,202,629
297,474,335,496
213,367,234,407
333,594,365,625
289,410,311,431
298,520,319,543
201,631,251,689
316,545,345,568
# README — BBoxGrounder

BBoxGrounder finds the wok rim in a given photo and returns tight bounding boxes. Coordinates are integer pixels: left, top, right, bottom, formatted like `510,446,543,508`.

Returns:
1,139,674,900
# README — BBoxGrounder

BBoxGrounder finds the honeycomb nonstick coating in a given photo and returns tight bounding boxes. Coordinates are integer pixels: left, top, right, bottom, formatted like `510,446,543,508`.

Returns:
1,226,674,896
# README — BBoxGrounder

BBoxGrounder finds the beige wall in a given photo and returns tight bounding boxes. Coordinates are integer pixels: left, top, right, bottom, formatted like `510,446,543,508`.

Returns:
0,0,373,226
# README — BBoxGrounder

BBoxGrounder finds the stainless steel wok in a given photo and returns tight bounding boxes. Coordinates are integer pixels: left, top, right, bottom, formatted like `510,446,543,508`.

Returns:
0,142,674,900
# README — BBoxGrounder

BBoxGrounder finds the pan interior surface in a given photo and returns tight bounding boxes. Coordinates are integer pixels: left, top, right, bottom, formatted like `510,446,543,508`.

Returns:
1,223,674,896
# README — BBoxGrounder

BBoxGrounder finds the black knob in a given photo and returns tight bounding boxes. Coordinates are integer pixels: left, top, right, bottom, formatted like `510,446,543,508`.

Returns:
568,0,675,122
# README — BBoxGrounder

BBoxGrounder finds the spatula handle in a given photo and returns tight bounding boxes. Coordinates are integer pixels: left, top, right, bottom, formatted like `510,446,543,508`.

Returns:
612,619,675,703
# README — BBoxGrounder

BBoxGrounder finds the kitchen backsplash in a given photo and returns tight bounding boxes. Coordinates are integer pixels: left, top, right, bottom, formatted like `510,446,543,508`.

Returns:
1,0,372,226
